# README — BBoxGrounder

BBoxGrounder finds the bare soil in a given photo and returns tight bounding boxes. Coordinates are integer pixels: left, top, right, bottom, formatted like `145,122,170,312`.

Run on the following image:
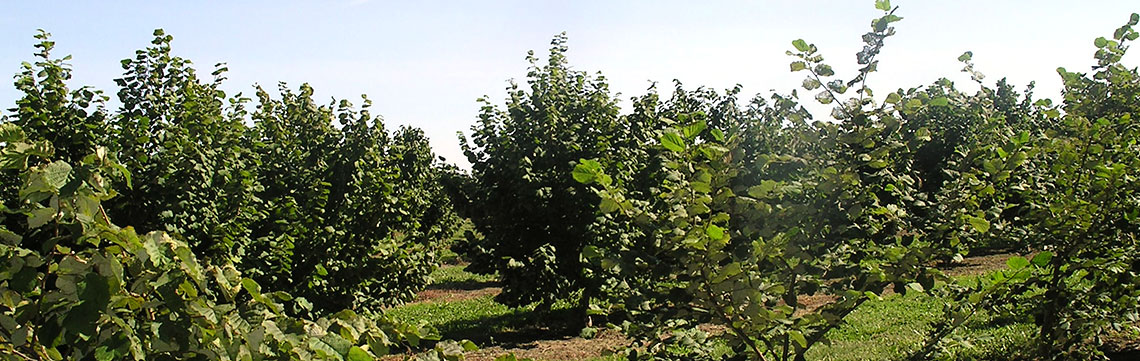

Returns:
938,253,1015,277
413,286,502,304
462,329,628,361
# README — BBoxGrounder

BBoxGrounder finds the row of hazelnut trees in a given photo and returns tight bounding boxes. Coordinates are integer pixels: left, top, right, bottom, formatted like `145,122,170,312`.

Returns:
0,30,470,360
2,2,1137,360
455,3,1140,360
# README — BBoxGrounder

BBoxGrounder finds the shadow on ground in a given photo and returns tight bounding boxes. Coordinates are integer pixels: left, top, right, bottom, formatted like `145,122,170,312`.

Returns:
436,306,581,348
426,280,500,291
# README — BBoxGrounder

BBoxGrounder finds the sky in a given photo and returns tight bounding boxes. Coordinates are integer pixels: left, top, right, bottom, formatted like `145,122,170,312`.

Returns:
1,1,1137,168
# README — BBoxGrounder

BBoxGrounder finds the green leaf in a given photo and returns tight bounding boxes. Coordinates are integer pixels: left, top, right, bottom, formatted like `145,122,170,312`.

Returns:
885,92,901,104
242,278,263,299
803,78,822,90
814,64,835,76
957,51,973,62
875,0,891,11
720,262,742,278
10,325,28,347
747,180,778,198
691,181,711,193
27,207,56,229
792,39,810,52
460,340,478,351
967,216,990,233
599,198,620,213
788,330,807,348
110,163,132,188
1012,131,1030,145
572,159,601,184
710,128,725,142
915,127,932,141
682,120,707,140
1007,256,1030,270
347,346,372,361
815,91,834,104
874,18,889,32
579,327,598,339
94,346,115,361
43,161,73,190
930,97,950,107
0,228,22,244
582,245,601,259
661,132,685,152
705,224,725,240
0,123,26,143
1095,37,1108,48
308,338,341,358
1031,251,1053,267
790,61,807,72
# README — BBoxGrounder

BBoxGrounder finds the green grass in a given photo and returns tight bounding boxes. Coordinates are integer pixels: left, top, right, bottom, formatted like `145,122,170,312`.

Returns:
387,294,513,337
391,264,1038,360
429,264,497,285
807,291,1034,361
387,264,580,344
387,264,508,339
387,294,581,344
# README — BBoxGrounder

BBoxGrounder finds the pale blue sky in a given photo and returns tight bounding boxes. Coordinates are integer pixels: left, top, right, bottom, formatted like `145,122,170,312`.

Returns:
2,1,1137,166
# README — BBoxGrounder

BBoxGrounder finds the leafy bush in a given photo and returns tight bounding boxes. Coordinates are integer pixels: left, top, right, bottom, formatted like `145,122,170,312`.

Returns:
242,82,459,312
922,14,1140,360
457,34,663,315
0,30,470,359
573,2,1031,360
0,123,438,360
108,30,261,264
6,29,459,314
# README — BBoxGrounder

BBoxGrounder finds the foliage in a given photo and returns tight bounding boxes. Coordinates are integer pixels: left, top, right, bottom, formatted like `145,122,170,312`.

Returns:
3,4,1139,361
107,30,262,264
920,14,1140,360
0,124,440,360
893,75,1042,258
245,83,458,313
2,30,110,210
15,28,461,313
6,31,110,166
572,3,1031,360
457,33,661,313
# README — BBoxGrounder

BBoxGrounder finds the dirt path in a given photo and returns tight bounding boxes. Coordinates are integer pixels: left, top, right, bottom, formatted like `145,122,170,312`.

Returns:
938,252,1014,277
462,329,628,361
414,286,502,304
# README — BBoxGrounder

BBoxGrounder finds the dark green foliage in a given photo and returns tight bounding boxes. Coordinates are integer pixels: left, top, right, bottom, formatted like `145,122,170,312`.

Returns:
0,29,470,361
2,30,110,211
107,30,261,264
2,3,1138,360
0,102,435,361
891,75,1044,258
3,29,459,321
572,3,1075,360
8,31,110,166
458,34,660,311
245,84,458,312
924,15,1140,360
390,126,462,263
